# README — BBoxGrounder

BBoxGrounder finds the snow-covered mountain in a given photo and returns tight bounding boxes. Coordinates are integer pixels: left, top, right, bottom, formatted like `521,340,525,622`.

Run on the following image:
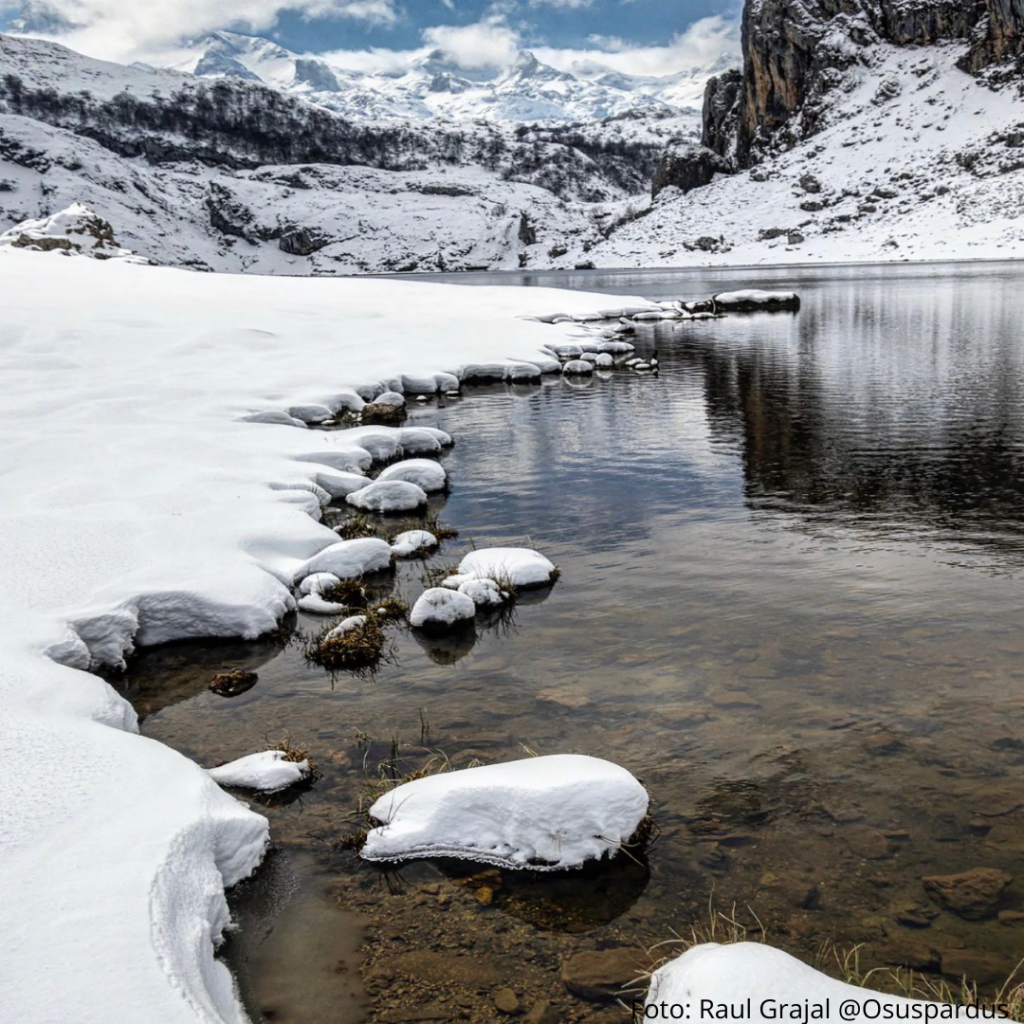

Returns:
544,0,1024,268
0,32,684,273
6,1,1024,275
169,30,719,125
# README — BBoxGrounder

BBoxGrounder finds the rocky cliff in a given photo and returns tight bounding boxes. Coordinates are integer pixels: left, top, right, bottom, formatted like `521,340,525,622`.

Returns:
695,0,1024,170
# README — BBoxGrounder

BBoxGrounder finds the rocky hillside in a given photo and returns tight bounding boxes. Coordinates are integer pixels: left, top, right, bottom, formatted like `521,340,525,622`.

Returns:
551,0,1024,268
0,33,685,273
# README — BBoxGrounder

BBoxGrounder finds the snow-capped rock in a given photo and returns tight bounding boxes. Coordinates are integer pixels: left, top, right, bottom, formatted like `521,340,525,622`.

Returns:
346,479,428,513
450,547,558,589
361,754,649,870
207,750,310,793
377,458,447,493
0,202,145,261
646,943,972,1021
297,538,393,580
409,587,476,631
390,530,438,557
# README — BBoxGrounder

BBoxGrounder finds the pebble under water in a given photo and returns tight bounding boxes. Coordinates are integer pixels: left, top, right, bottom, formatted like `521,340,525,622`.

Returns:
113,262,1024,1024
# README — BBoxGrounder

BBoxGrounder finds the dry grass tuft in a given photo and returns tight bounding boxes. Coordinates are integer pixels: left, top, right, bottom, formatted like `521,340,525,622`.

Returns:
303,617,389,672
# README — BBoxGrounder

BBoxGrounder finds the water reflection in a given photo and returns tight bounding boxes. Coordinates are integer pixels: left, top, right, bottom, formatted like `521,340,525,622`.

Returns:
121,262,1024,1018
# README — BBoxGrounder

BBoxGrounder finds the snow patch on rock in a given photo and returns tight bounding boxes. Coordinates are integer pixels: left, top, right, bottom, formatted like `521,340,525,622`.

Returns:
207,750,310,793
361,754,649,870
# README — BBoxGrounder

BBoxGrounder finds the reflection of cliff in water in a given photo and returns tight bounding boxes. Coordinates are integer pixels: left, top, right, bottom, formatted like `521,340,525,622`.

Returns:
694,272,1024,547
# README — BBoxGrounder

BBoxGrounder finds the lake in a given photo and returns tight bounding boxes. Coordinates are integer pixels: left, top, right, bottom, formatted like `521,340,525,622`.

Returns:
112,262,1024,1024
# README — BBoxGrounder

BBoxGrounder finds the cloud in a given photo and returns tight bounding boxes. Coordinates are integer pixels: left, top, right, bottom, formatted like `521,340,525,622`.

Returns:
5,0,399,64
538,15,740,78
420,12,521,69
529,0,593,8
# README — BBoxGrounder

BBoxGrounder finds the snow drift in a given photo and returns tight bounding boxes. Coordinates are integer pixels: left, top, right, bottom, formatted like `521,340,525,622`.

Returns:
646,943,977,1021
0,246,646,1024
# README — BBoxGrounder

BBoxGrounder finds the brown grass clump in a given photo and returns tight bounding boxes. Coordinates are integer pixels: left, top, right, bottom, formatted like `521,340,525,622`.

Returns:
320,577,368,606
303,617,389,672
335,514,378,541
370,597,409,623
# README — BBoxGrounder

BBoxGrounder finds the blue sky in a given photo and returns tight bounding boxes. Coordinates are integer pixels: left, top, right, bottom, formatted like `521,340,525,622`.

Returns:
272,1,735,52
1,0,741,71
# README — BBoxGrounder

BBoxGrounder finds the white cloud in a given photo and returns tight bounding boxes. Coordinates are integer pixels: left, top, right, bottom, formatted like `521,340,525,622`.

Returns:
529,0,593,8
6,0,399,64
538,16,740,78
420,12,521,69
318,12,739,78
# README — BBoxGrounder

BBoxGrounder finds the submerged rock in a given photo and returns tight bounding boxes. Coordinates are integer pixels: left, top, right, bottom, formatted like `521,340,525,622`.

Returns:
209,668,258,697
561,947,644,1002
360,754,648,871
922,867,1013,919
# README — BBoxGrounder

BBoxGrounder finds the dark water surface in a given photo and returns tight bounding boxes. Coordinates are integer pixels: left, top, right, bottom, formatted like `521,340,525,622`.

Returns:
115,263,1024,1023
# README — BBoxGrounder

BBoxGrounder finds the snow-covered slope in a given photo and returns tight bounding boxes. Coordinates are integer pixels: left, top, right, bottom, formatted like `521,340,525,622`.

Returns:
553,42,1024,268
171,31,714,126
0,33,679,273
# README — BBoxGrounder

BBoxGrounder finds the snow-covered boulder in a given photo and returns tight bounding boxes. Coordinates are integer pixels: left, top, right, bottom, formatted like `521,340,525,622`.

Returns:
343,427,402,463
391,530,438,557
298,572,340,596
296,448,373,475
460,362,510,384
712,290,801,312
378,458,447,493
402,373,439,394
505,362,543,383
288,403,333,424
458,578,508,607
0,203,147,262
375,391,406,408
594,353,614,368
410,587,476,632
207,750,310,793
361,754,648,870
646,943,966,1022
563,359,594,376
346,480,428,513
297,537,392,581
396,428,443,455
450,547,557,589
242,410,308,428
311,467,371,499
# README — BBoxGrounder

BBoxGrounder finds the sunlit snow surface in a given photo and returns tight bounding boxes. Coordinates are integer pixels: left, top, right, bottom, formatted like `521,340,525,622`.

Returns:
0,248,643,1024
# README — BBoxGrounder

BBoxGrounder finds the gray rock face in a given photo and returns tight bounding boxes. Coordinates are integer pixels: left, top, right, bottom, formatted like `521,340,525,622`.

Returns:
279,226,330,256
701,68,743,162
706,0,1013,170
651,140,730,198
965,0,1024,71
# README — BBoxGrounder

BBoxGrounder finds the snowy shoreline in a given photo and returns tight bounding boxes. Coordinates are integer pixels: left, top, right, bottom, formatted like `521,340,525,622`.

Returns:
0,248,650,1024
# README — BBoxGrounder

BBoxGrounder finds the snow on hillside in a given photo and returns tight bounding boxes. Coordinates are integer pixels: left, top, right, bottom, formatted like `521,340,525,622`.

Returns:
562,44,1024,268
171,31,713,126
0,245,644,1024
0,33,687,273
